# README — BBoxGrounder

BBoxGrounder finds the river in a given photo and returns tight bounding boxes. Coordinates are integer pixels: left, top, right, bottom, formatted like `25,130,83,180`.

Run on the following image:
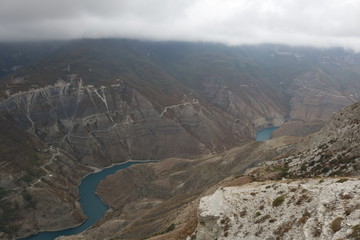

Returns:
21,161,156,240
255,126,279,141
22,127,276,239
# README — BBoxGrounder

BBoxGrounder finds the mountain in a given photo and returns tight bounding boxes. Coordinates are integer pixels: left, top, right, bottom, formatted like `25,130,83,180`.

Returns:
0,39,359,239
57,101,360,240
2,40,360,123
190,101,360,240
193,178,360,240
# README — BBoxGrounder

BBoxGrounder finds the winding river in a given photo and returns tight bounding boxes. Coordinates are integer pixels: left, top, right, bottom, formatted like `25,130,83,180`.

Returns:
22,161,156,240
22,127,276,239
255,126,279,141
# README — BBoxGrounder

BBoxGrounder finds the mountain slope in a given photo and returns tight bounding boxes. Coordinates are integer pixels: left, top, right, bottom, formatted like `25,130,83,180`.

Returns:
0,40,360,239
3,40,360,125
189,101,360,240
194,178,360,240
60,101,360,240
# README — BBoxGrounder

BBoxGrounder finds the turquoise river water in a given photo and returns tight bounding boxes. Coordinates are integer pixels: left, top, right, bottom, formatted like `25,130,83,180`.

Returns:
255,126,279,141
22,161,156,240
21,127,276,239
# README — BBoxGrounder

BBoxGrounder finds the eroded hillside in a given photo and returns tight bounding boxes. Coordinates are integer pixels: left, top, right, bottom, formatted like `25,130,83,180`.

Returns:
189,102,360,240
0,40,360,239
192,178,360,240
61,101,360,240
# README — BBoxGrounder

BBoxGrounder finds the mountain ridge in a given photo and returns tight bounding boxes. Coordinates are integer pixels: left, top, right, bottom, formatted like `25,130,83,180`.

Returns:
0,39,359,239
59,100,360,240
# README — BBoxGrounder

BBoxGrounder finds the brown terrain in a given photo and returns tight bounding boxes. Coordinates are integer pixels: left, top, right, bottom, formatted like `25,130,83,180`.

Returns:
0,41,359,239
60,101,360,240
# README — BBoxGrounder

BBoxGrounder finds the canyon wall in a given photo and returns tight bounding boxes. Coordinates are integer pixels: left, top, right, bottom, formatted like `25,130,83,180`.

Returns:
0,79,249,168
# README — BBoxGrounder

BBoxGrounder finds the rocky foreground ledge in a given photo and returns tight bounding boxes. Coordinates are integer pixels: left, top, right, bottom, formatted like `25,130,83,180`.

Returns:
189,178,360,240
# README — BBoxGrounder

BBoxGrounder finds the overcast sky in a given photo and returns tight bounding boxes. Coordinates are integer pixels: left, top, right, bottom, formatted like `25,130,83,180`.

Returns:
1,0,360,50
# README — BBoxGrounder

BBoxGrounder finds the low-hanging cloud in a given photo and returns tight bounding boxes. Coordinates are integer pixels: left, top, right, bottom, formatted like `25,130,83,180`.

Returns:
1,0,360,50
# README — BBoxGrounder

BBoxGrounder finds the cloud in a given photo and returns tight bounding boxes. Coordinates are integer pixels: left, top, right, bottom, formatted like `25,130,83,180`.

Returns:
1,0,360,50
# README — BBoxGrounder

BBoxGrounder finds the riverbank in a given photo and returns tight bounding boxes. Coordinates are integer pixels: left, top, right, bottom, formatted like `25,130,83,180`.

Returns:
255,126,279,141
22,160,158,240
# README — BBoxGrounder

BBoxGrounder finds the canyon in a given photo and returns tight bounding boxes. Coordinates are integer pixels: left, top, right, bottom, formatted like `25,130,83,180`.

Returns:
58,101,360,240
0,40,359,239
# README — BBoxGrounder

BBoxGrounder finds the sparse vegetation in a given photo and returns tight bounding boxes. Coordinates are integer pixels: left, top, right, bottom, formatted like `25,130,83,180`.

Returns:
18,168,46,184
273,221,293,237
255,226,263,236
297,210,311,225
272,195,285,207
269,218,277,223
295,194,312,205
22,191,36,209
239,209,247,217
337,178,348,183
164,223,176,233
330,217,343,233
0,198,20,234
255,214,271,224
341,193,352,200
349,224,360,240
271,163,290,178
255,211,261,217
146,223,176,239
312,219,323,237
0,187,9,199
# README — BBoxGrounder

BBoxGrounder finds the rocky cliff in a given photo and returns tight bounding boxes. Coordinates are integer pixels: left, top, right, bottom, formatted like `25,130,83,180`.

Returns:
0,78,247,168
0,76,250,238
0,121,91,239
247,101,360,180
56,136,299,240
0,40,360,239
192,178,360,240
189,101,360,240
57,101,357,240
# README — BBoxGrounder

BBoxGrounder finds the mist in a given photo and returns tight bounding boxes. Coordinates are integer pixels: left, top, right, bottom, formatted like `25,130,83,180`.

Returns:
1,0,360,51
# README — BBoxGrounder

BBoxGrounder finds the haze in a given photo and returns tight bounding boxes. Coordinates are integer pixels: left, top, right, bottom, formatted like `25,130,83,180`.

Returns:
1,0,360,51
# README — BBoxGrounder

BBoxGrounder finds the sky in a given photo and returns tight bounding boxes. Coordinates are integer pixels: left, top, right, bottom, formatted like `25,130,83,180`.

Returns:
1,0,360,50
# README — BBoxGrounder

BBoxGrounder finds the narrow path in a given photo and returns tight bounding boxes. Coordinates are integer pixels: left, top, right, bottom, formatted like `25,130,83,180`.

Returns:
302,85,354,100
29,148,60,188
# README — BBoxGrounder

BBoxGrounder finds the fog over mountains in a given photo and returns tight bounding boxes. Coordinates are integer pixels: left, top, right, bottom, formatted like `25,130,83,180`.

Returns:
1,0,360,51
0,39,359,239
0,1,360,239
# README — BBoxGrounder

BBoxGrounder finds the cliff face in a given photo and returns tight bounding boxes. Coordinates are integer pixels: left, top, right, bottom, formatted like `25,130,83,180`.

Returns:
1,40,360,239
0,78,247,167
0,77,251,238
0,131,91,239
0,111,91,238
289,70,357,122
247,101,360,180
16,152,90,237
55,101,354,240
192,178,360,240
189,101,360,240
3,40,360,131
57,136,299,240
201,80,287,130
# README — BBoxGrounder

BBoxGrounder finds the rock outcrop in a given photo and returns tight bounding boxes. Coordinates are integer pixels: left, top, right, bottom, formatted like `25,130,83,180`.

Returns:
248,102,360,180
33,102,360,240
57,136,299,240
0,79,248,168
189,101,360,240
191,178,360,240
289,70,357,122
1,40,360,239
